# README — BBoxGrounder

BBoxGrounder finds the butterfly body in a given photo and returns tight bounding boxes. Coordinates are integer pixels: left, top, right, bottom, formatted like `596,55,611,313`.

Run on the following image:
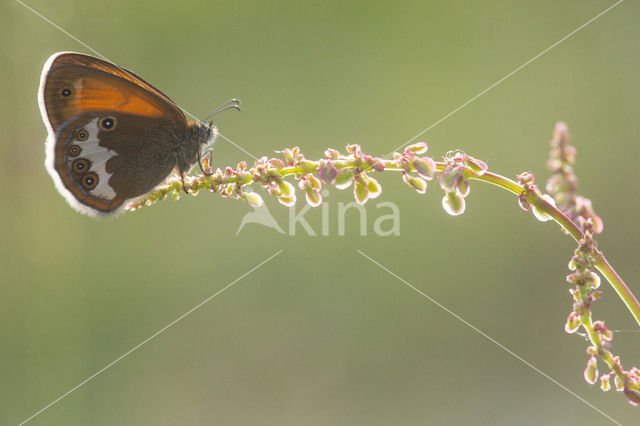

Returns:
39,52,216,216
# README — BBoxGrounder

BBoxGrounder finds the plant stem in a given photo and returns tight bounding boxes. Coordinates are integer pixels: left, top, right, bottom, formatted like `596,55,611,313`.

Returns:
595,253,640,327
145,155,640,327
468,170,640,327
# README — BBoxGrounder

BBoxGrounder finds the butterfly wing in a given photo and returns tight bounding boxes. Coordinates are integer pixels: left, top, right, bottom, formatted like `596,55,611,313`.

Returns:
39,52,190,216
49,113,184,214
39,52,187,131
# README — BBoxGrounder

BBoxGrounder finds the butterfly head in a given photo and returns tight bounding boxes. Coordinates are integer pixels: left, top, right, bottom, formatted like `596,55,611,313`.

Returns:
195,119,219,149
191,98,241,162
187,98,241,180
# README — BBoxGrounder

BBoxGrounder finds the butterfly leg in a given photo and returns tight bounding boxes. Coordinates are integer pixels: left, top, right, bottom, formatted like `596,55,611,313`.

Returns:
179,168,189,194
197,148,214,176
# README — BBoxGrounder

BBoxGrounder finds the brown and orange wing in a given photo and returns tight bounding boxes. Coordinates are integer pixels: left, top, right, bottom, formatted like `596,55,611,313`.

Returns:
39,52,187,131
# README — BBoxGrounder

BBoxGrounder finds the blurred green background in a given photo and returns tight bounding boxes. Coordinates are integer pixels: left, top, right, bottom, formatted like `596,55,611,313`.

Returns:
2,0,639,424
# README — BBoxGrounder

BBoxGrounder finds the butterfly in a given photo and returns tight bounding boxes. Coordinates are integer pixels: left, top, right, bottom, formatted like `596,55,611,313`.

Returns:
38,51,239,217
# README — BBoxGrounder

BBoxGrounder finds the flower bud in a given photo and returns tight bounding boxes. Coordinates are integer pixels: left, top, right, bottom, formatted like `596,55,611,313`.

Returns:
268,183,281,197
277,180,294,196
308,175,321,191
601,327,614,342
590,215,604,234
564,312,581,334
335,170,354,189
569,288,580,302
545,158,562,171
368,157,385,172
354,181,369,205
405,142,429,155
456,179,470,197
624,386,640,406
615,374,624,391
325,148,340,160
243,192,264,208
318,160,338,184
442,191,465,216
553,121,569,143
283,148,294,165
439,166,463,192
531,195,556,222
221,184,234,197
586,271,601,289
298,178,310,191
592,321,613,341
517,172,535,185
402,173,427,194
346,144,361,155
305,189,322,207
600,374,611,392
278,194,296,207
517,194,531,211
300,159,317,172
367,176,382,199
464,156,488,176
412,157,436,180
584,356,598,385
398,158,412,174
269,158,285,169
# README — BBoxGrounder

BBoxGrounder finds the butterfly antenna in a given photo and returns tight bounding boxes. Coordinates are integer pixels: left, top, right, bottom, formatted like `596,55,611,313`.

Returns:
204,98,241,124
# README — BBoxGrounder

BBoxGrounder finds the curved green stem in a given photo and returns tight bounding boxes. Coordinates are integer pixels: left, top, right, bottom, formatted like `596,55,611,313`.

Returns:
469,170,640,327
138,154,640,327
595,253,640,327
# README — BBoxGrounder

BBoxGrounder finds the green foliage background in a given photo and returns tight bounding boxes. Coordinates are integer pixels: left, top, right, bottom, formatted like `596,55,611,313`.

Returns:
2,1,639,424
